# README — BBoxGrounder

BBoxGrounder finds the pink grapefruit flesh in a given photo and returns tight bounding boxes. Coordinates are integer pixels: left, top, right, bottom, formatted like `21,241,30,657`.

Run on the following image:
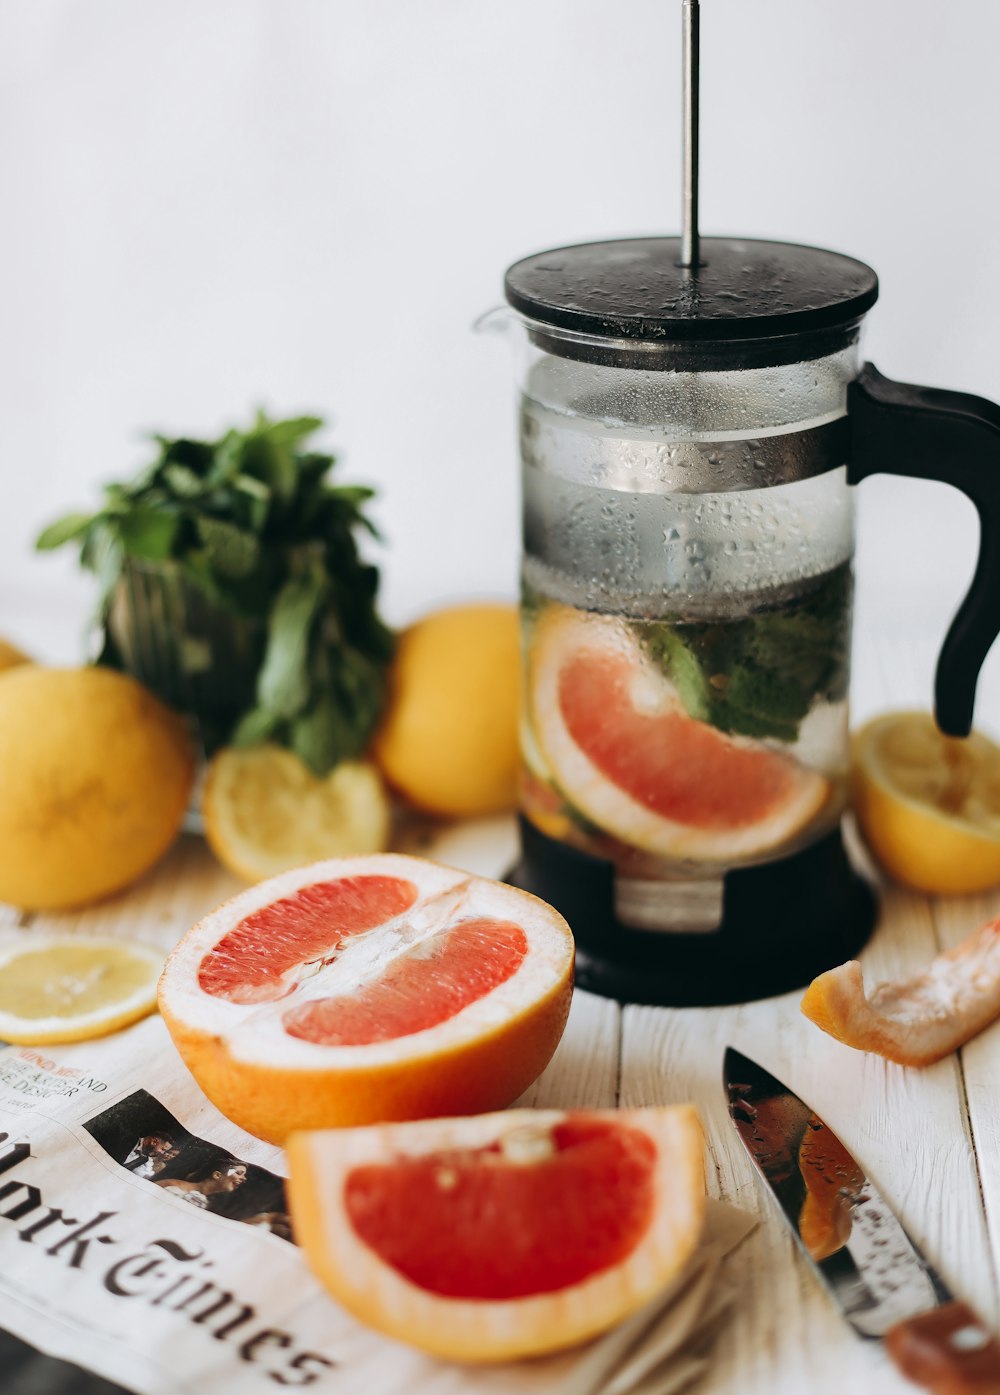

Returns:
158,854,575,1141
286,1106,706,1362
344,1114,657,1299
198,875,419,1005
532,607,829,861
283,918,528,1047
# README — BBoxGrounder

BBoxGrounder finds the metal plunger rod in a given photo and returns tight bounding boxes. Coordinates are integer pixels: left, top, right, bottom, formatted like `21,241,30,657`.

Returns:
680,0,700,268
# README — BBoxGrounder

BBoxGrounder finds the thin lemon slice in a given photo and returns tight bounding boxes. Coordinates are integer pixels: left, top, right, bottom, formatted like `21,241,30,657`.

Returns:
203,745,391,884
852,711,1000,894
0,938,163,1044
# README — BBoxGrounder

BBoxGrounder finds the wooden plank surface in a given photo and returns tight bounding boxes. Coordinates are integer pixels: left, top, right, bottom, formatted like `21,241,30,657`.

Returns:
4,626,1000,1393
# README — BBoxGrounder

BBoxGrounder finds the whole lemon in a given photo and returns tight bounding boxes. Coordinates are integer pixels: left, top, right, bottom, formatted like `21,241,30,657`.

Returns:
374,603,520,817
0,666,195,910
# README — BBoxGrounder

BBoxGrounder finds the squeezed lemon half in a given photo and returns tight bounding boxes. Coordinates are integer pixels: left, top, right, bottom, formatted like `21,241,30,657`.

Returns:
203,745,391,883
0,938,163,1044
852,711,1000,894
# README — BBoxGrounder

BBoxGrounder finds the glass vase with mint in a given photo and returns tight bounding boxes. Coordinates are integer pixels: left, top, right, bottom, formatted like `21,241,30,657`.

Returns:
37,414,393,776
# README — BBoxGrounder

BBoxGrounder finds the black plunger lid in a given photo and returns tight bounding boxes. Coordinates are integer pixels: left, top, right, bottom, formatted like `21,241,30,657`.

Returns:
504,236,878,369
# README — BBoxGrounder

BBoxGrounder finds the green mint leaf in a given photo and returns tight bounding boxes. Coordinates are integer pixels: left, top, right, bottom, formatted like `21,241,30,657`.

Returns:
233,474,271,533
289,695,350,775
241,434,297,503
36,512,95,550
638,564,851,744
162,463,207,499
258,415,324,447
119,508,180,561
256,564,327,719
641,624,712,722
232,705,280,746
194,517,260,579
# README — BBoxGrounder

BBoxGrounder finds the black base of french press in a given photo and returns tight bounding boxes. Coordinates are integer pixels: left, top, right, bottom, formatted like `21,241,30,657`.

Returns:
508,816,878,1007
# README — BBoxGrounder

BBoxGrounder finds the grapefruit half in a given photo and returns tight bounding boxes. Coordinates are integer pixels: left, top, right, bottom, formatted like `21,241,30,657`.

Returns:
286,1105,705,1362
530,606,829,862
158,854,574,1143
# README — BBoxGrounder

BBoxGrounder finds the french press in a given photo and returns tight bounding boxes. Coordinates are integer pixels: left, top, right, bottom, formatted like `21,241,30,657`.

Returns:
496,2,1000,1006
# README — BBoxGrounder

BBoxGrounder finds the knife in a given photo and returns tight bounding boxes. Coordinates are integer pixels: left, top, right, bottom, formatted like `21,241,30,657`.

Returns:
723,1047,1000,1394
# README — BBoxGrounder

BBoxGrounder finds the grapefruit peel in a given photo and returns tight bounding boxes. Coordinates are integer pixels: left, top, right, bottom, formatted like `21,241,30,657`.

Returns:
286,1105,705,1363
530,606,829,863
158,854,574,1142
801,913,1000,1066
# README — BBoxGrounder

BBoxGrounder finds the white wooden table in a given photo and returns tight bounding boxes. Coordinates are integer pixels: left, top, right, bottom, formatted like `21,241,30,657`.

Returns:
3,615,1000,1394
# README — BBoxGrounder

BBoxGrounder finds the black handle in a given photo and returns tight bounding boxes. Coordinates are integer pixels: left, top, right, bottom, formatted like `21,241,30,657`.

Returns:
847,362,1000,736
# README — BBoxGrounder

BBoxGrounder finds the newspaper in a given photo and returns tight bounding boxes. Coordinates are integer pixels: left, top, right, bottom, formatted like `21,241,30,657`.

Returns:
0,1013,751,1395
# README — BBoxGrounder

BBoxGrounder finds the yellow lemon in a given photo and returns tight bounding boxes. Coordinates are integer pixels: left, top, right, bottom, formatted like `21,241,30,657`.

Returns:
0,666,194,910
0,636,31,674
0,937,163,1044
203,745,390,883
374,603,520,817
851,710,1000,894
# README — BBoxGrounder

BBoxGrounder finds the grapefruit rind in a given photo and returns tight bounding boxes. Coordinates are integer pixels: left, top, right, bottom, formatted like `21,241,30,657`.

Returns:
530,606,829,863
158,854,575,1142
286,1105,705,1363
800,913,1000,1066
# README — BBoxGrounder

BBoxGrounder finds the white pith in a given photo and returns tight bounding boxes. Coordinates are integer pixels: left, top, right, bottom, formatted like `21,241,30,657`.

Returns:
158,854,573,1069
288,1106,705,1360
531,606,829,862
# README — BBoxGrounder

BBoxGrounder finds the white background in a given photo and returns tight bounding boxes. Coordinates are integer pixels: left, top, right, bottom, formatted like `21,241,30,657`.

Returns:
1,0,998,715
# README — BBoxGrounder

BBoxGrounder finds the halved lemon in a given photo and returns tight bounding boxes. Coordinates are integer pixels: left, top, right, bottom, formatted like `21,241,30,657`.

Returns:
0,938,163,1044
203,745,390,883
852,711,1000,894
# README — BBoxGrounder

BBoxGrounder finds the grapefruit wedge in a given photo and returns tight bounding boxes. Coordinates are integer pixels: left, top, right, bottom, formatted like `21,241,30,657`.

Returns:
158,855,574,1142
531,606,829,862
286,1105,705,1362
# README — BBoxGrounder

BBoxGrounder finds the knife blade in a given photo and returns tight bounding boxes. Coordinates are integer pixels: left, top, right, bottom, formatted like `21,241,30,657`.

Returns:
724,1047,1000,1394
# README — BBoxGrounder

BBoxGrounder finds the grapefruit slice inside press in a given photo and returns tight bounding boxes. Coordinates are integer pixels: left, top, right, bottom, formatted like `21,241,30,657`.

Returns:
158,854,574,1142
530,606,829,861
286,1105,705,1362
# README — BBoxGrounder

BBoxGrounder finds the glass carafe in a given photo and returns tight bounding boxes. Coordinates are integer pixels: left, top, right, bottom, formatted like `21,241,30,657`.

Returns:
492,236,1000,1005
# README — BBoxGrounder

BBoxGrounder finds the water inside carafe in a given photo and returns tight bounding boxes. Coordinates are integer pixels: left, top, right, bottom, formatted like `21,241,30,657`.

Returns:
519,390,855,886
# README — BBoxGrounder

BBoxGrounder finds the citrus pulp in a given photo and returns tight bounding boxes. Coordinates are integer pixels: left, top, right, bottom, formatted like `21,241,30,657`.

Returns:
530,606,829,861
851,710,1000,894
203,745,390,882
0,938,163,1044
158,853,574,1142
286,1105,704,1362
